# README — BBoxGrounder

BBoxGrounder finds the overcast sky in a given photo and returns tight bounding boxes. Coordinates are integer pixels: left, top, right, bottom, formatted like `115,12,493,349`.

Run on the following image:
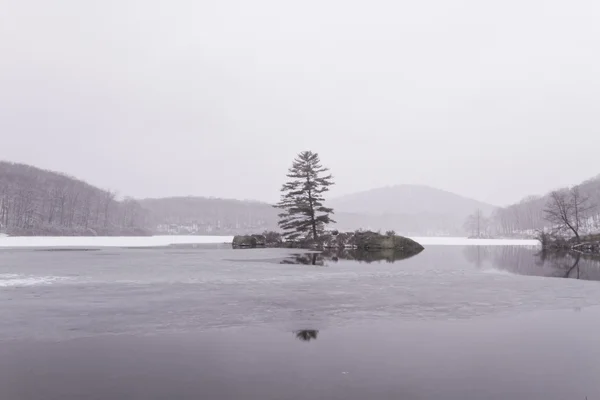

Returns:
1,0,599,206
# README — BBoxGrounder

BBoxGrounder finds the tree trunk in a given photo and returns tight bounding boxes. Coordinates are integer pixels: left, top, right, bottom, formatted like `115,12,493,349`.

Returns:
306,176,318,240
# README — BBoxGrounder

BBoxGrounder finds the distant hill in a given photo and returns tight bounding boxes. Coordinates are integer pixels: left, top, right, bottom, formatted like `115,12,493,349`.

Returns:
139,197,278,235
330,185,496,216
139,187,493,236
493,174,600,236
1,161,499,236
0,161,149,236
328,185,496,235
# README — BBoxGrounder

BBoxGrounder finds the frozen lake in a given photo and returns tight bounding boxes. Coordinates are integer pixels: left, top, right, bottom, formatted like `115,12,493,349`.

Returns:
0,234,539,248
0,235,235,248
2,241,600,399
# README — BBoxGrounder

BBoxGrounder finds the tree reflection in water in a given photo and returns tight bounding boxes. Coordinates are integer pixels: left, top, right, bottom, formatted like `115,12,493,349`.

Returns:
280,249,421,266
537,250,583,279
462,246,491,269
294,330,319,342
462,245,600,281
280,253,324,266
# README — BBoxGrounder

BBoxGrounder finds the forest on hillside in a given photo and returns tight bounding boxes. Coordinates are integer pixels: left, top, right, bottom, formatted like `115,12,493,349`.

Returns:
0,161,494,237
139,197,278,235
0,162,280,236
139,198,470,236
7,161,597,238
491,175,600,236
0,162,149,236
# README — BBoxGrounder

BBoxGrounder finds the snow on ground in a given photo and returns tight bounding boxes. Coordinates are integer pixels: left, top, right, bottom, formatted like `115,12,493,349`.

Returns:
411,237,539,246
0,235,538,248
0,235,234,248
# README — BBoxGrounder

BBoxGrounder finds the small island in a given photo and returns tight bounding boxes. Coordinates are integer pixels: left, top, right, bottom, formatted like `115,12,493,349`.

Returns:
231,150,424,259
233,229,423,251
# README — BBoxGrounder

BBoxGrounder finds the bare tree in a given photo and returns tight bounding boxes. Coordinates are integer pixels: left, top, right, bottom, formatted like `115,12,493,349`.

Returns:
0,185,10,230
543,187,595,243
492,175,600,237
80,192,93,229
103,190,116,228
464,209,488,238
54,184,69,226
66,188,80,228
120,197,144,228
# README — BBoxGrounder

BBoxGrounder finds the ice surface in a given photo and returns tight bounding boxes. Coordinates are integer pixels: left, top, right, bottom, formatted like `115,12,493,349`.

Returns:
0,273,71,287
412,237,539,246
0,246,596,342
0,235,234,248
0,244,595,400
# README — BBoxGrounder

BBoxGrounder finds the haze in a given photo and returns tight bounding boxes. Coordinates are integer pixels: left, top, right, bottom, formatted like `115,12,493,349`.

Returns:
1,0,599,206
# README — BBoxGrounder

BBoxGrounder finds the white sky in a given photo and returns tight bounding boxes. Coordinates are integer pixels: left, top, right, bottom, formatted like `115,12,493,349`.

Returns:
1,0,599,205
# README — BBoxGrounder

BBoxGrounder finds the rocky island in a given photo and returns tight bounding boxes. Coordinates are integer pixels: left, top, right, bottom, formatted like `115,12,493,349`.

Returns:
231,151,424,260
232,230,424,258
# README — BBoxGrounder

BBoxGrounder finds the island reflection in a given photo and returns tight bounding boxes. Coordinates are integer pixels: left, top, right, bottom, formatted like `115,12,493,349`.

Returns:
280,248,422,266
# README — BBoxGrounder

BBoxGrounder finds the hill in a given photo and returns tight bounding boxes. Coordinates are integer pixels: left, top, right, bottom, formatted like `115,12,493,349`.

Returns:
139,189,490,236
493,174,600,236
329,185,496,235
1,161,498,236
138,197,462,236
330,185,496,216
0,161,149,236
138,197,278,235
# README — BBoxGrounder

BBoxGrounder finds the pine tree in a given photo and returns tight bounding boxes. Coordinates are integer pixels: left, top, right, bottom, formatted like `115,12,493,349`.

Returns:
275,151,335,241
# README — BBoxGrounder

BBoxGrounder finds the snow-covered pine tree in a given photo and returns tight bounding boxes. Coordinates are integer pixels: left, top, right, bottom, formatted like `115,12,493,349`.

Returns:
275,151,335,241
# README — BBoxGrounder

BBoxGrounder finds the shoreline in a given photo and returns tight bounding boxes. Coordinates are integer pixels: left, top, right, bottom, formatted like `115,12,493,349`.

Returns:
0,235,539,248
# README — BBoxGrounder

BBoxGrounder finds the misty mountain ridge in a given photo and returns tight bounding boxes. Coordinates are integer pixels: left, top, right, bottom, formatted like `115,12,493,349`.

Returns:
1,161,496,236
330,184,496,217
129,185,497,236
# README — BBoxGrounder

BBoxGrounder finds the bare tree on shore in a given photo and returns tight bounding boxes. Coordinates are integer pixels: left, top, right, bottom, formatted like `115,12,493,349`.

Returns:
491,175,600,237
543,187,596,243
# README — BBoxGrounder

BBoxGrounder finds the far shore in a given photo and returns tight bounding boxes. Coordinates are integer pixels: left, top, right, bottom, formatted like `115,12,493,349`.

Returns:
0,235,539,249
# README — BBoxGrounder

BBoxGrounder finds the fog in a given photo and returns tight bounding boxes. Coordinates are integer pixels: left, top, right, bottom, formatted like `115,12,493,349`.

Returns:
1,0,599,205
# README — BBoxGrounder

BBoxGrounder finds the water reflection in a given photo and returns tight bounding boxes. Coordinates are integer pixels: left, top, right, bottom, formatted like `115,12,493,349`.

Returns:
462,246,491,269
280,249,421,266
332,249,421,263
280,253,324,266
537,251,583,279
463,246,600,281
294,330,319,342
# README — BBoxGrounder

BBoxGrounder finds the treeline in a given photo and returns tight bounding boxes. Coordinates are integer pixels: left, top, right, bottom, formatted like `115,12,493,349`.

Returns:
140,197,468,236
0,162,150,236
139,197,278,234
492,174,600,236
333,212,466,236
